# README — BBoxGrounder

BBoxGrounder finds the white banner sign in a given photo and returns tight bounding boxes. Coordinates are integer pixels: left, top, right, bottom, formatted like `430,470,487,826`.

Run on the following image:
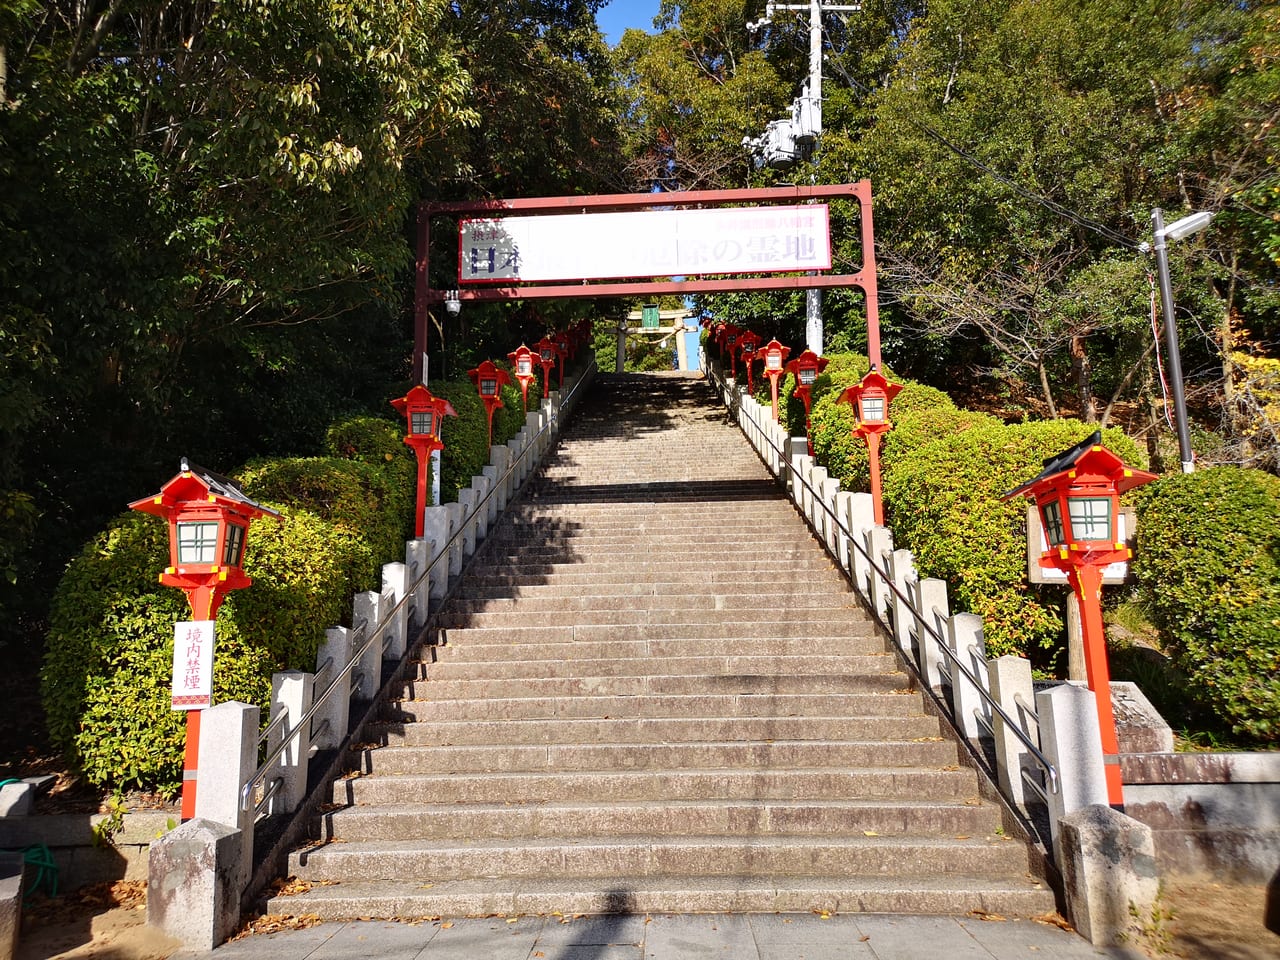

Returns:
171,620,215,710
459,204,831,283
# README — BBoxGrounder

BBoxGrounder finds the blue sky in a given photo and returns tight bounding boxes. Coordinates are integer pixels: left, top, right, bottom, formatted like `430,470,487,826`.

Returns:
597,0,662,46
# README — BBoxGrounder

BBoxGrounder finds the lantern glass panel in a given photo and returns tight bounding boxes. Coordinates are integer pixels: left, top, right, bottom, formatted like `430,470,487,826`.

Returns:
540,347,554,361
222,522,246,567
410,410,434,436
766,351,782,370
481,378,497,396
799,368,817,385
1067,496,1113,541
518,358,532,375
177,521,219,564
1041,500,1066,547
860,396,886,422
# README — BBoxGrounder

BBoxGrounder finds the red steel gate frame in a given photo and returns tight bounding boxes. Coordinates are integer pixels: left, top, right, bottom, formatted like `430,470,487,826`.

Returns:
415,182,882,382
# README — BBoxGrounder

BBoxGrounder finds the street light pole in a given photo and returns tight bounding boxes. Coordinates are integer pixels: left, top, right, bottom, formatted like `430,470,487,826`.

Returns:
748,2,861,355
804,0,824,355
1150,208,1213,474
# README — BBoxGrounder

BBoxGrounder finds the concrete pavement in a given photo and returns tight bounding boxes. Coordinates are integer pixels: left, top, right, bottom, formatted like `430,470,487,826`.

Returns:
171,912,1149,960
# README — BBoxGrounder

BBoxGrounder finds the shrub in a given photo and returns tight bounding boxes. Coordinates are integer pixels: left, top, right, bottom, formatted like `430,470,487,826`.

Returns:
429,377,526,504
1132,468,1280,744
325,415,411,467
236,456,408,591
883,419,1144,658
40,504,364,794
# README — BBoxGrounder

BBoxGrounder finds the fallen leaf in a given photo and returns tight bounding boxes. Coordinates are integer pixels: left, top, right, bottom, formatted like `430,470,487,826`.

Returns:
860,935,871,942
1033,912,1072,931
862,830,879,837
954,835,971,840
440,921,453,929
506,917,519,924
970,910,1007,922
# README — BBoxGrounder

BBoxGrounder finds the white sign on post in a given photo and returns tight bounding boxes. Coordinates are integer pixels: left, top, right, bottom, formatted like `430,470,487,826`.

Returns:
171,620,215,710
459,205,832,283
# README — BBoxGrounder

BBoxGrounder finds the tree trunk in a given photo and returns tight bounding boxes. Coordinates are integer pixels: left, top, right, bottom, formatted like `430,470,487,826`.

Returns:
1037,357,1059,419
1069,332,1097,423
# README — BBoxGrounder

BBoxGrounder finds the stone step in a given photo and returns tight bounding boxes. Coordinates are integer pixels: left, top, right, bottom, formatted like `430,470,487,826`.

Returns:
395,672,909,702
264,874,1056,920
425,635,889,663
442,592,861,615
386,692,925,723
332,767,980,806
451,579,852,599
414,654,895,682
477,545,826,562
351,740,961,777
367,714,942,747
436,620,873,645
317,799,1000,843
286,835,1033,884
482,529,813,545
455,560,843,582
438,608,867,629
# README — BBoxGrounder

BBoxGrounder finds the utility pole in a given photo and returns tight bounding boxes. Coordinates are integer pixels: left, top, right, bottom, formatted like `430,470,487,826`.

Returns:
745,2,861,355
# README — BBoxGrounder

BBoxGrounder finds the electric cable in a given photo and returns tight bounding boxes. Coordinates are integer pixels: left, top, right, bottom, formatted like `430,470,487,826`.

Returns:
758,18,1146,251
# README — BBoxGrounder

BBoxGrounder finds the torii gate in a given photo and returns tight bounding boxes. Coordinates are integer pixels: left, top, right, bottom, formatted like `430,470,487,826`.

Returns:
414,182,883,383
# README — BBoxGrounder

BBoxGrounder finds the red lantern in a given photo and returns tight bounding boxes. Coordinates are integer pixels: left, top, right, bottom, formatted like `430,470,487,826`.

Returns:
786,350,830,455
130,460,280,622
130,459,281,819
507,344,538,412
1003,432,1157,806
760,339,791,422
837,369,903,526
553,332,571,388
737,331,762,394
467,360,513,449
533,336,559,398
391,385,458,538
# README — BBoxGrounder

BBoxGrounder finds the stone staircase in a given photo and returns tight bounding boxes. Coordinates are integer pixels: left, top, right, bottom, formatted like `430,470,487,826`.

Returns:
268,372,1055,919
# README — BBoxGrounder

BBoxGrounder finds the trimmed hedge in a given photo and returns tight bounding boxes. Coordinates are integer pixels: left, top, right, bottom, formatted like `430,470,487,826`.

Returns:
883,419,1144,658
38,365,571,794
40,505,366,794
1132,468,1280,743
431,377,527,504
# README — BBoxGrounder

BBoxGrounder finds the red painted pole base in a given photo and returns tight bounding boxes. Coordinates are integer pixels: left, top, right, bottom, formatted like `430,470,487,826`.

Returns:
181,709,200,821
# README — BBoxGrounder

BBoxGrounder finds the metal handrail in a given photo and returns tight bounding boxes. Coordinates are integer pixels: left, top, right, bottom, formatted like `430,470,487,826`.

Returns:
238,361,596,814
710,363,1060,798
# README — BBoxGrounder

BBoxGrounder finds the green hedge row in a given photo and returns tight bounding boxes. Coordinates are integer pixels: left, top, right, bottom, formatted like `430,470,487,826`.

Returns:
761,349,1276,741
1133,468,1280,743
39,355,565,794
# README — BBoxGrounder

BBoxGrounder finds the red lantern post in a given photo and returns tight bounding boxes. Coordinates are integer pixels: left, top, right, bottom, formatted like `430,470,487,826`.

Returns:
467,360,513,448
507,344,538,412
130,460,281,820
837,369,903,525
534,336,559,398
553,332,571,388
737,331,762,393
721,326,740,377
391,385,458,538
786,350,829,455
760,339,791,422
1003,432,1157,806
